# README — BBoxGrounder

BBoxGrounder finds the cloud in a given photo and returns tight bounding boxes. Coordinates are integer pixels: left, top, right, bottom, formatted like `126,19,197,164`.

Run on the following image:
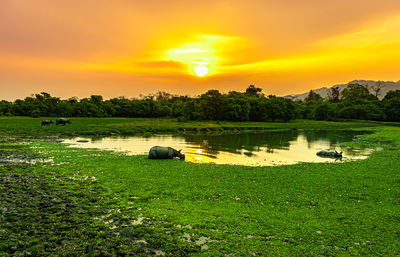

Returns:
136,60,184,68
2,0,400,100
316,14,400,49
217,13,400,78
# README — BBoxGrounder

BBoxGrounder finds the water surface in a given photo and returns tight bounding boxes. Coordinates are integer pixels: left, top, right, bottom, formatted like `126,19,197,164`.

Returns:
63,130,373,166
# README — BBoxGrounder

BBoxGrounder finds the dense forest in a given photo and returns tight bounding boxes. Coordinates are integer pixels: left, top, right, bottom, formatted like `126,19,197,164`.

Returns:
1,84,399,122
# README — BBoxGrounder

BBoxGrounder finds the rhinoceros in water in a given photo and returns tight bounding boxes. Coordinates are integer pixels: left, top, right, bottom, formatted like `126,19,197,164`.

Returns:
316,150,342,158
149,146,185,160
56,118,71,125
41,120,53,126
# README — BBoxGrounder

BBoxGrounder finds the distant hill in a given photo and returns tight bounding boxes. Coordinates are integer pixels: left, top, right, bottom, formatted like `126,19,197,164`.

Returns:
284,80,400,101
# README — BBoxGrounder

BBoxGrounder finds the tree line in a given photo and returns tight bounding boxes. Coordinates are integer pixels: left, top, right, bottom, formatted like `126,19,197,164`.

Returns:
0,84,399,122
296,84,400,122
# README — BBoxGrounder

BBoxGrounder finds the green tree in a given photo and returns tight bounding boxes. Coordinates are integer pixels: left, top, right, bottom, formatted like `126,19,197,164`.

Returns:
90,95,103,104
182,99,202,120
341,84,377,101
0,100,13,116
337,100,384,120
383,97,400,121
383,90,400,100
312,102,333,120
170,96,189,117
292,101,310,119
199,90,225,120
245,85,263,97
30,109,41,118
304,90,322,102
267,96,295,122
225,94,250,121
248,97,269,121
328,87,340,103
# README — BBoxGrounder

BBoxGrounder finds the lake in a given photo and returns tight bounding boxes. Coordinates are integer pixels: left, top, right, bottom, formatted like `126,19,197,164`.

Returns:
62,130,374,166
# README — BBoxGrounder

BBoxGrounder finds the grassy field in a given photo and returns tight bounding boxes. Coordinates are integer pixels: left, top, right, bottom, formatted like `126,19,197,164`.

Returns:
0,116,391,138
1,117,400,256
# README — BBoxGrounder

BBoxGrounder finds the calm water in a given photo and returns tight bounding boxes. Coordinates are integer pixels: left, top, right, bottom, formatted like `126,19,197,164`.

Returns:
63,130,374,166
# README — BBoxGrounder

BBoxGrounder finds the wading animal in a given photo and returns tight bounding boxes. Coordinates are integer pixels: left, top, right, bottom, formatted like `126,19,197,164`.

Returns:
148,146,185,160
316,150,342,158
41,120,53,126
56,118,71,125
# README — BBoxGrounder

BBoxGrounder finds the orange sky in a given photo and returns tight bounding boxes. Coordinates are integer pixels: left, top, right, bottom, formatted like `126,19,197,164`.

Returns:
1,0,400,100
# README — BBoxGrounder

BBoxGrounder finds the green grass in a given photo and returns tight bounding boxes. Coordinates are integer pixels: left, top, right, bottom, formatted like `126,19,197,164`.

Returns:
0,116,389,138
1,117,400,256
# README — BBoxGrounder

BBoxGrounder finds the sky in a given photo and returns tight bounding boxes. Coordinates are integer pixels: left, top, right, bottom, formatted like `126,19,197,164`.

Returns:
1,0,400,100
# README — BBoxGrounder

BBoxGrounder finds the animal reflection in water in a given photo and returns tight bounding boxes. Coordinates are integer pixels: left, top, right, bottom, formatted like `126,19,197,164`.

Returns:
148,146,185,160
316,150,343,159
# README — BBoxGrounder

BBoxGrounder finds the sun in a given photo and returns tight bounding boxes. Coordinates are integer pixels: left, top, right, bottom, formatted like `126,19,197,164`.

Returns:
194,65,209,77
165,36,221,77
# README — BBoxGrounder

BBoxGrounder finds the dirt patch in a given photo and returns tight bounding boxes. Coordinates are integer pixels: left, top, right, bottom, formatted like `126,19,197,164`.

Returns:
0,165,169,256
0,163,187,256
0,153,42,166
0,148,48,166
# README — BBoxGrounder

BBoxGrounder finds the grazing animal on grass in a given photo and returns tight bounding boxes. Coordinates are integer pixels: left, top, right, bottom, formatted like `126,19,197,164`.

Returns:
149,146,185,160
316,150,343,158
56,118,71,125
41,120,53,126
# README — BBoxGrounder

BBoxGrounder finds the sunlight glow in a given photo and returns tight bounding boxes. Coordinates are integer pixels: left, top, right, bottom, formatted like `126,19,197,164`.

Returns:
165,41,216,76
194,66,209,76
163,35,240,76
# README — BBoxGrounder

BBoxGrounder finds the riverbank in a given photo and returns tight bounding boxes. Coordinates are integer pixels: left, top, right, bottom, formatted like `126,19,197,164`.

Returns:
1,118,400,256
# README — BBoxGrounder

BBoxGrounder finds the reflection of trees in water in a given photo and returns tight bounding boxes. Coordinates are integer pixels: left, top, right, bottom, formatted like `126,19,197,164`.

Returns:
300,130,365,149
89,137,104,142
182,131,299,155
181,130,368,156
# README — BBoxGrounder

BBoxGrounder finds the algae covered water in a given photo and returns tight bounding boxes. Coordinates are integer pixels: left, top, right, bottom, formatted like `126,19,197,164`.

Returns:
63,130,374,166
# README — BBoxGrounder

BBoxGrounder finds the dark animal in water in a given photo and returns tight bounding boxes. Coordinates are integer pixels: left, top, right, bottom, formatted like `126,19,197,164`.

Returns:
149,146,185,160
41,120,53,126
316,150,342,158
56,118,71,125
